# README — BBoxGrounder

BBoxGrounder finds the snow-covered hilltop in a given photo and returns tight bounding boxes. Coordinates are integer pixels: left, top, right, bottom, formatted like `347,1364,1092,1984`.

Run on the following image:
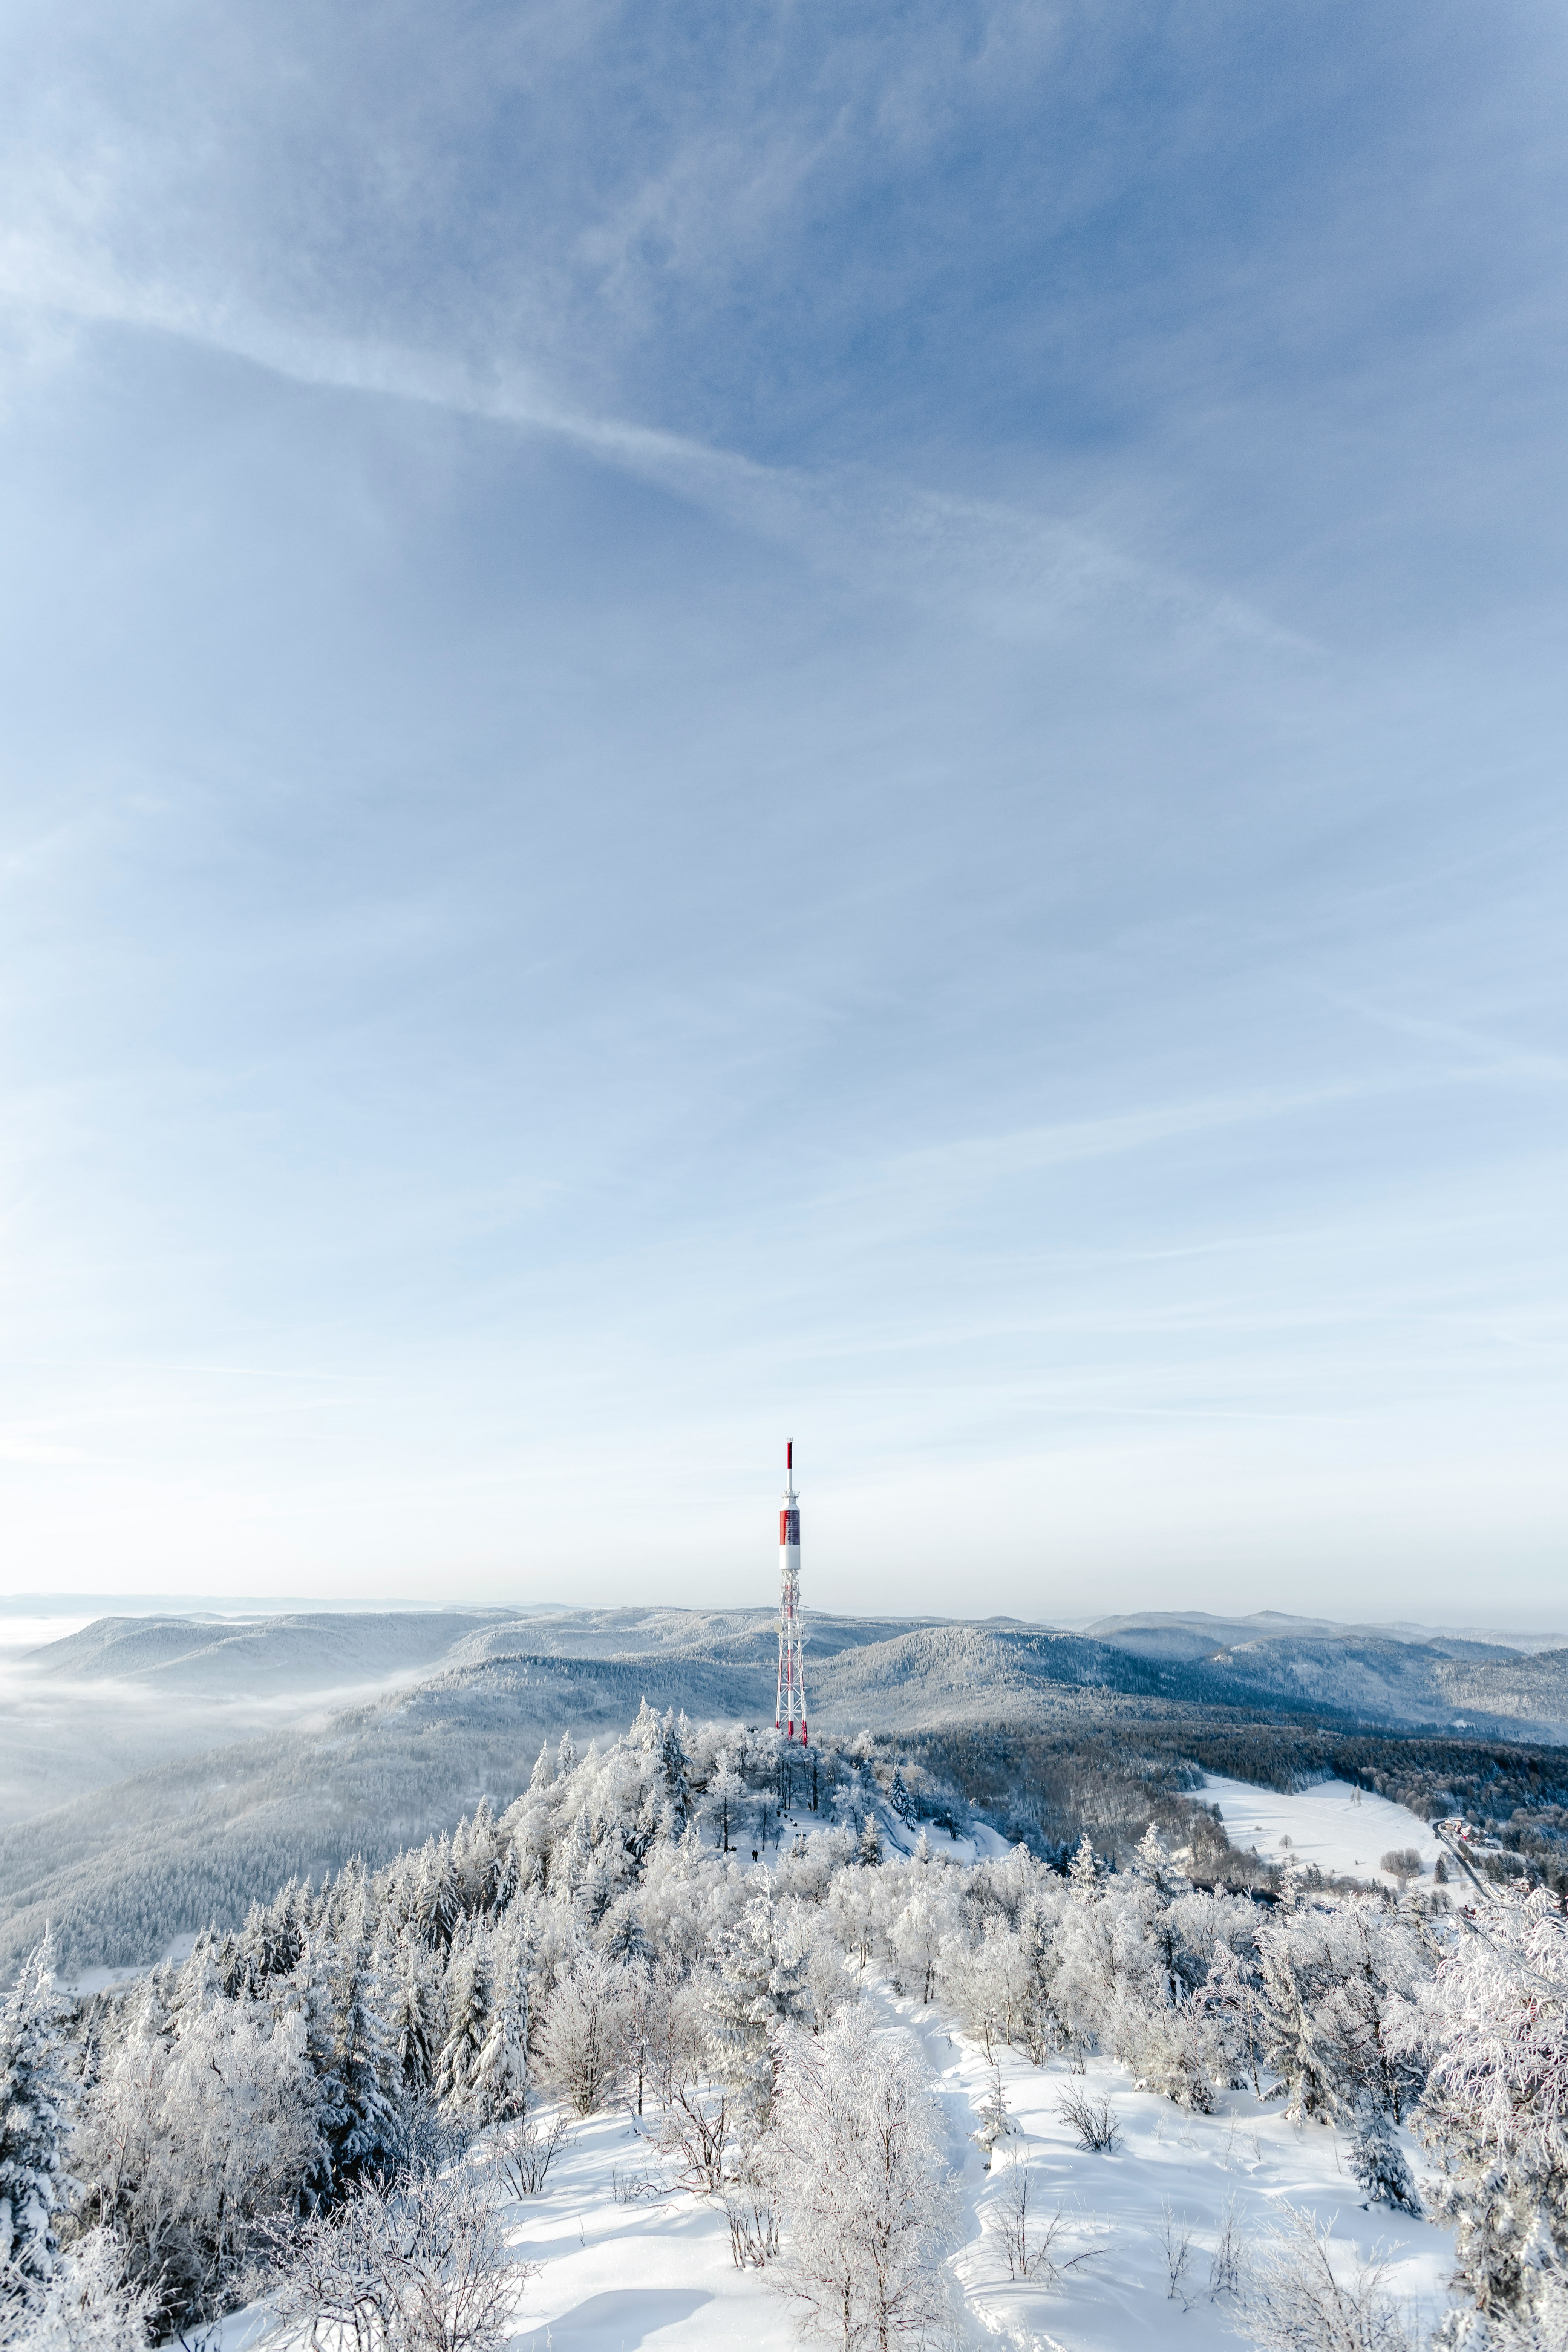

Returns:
3,1604,1567,1988
8,1704,1564,2352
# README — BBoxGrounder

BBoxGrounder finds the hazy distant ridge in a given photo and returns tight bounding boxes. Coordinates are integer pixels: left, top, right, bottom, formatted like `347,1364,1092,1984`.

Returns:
6,1600,1568,1981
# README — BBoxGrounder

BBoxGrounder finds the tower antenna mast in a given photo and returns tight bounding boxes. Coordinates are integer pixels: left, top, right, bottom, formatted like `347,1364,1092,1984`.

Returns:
775,1440,808,1745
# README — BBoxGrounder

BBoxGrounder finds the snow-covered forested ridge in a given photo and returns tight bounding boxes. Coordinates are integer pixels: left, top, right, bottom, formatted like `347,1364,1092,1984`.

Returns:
8,1607,1568,1991
2,1704,1566,2350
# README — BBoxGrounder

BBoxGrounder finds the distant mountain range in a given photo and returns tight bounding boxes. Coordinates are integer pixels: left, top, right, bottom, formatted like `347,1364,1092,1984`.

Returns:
4,1601,1566,1981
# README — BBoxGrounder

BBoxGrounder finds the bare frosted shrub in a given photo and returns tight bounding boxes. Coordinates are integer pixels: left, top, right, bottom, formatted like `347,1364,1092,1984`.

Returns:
0,2228,156,2352
1208,2195,1244,2300
1160,2200,1196,2304
723,2179,781,2272
267,2167,530,2352
1057,2087,1121,2153
657,2085,730,2196
491,2107,570,2200
1230,2205,1415,2352
997,2163,1106,2286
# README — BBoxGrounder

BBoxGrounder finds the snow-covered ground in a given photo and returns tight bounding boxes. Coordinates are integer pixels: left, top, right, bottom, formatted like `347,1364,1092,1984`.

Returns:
1200,1774,1446,1888
209,1793,1457,2351
496,1983,1453,2349
222,1974,1455,2352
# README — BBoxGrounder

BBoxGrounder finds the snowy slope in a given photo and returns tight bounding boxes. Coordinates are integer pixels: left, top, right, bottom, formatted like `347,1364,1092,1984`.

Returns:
227,1976,1456,2352
28,1611,522,1692
0,1611,529,1831
917,1985,1452,2350
1201,1775,1446,1887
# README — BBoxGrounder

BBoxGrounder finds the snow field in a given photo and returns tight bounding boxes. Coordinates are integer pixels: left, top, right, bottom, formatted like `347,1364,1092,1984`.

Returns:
473,1978,1455,2352
505,2105,789,2349
888,1984,1452,2350
1200,1775,1447,1888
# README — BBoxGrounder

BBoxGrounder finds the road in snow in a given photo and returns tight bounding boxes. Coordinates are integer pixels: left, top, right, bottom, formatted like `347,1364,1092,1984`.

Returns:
1200,1773,1447,1888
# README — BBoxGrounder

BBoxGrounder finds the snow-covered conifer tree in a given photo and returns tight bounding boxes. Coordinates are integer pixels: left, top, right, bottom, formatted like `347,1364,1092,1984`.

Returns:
1348,2098,1422,2216
414,1838,460,1949
472,1909,533,2126
323,1876,400,2181
1067,1832,1099,1905
600,1899,651,1971
1398,1891,1568,2340
0,1934,74,2307
972,2067,1016,2171
708,1890,812,2135
659,1712,692,1836
435,1925,495,2126
387,1934,440,2097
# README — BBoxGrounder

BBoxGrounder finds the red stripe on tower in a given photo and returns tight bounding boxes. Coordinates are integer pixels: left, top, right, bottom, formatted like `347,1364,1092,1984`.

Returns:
774,1440,808,1746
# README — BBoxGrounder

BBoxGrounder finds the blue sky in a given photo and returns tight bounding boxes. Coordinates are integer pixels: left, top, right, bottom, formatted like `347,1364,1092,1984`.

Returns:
1,1,1564,1623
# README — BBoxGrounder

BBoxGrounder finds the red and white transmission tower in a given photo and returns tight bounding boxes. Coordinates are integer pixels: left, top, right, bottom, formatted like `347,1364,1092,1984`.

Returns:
775,1440,808,1745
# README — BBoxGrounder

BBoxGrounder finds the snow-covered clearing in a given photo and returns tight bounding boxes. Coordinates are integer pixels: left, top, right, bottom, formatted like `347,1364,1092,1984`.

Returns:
220,1981,1454,2352
1200,1774,1446,1888
499,1984,1452,2349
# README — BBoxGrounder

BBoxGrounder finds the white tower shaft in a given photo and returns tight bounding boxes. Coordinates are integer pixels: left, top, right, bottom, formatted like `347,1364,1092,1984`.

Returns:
775,1439,808,1745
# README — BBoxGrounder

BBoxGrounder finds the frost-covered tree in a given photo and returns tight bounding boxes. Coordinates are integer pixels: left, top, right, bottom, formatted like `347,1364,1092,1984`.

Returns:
539,1949,627,2117
1255,1901,1426,2129
268,2163,529,2352
472,1909,534,2125
387,1932,441,2098
762,2006,956,2351
887,1882,956,2008
708,1890,812,2135
1238,2203,1416,2352
708,1755,744,1856
1067,1832,1100,1905
0,2229,156,2352
435,1925,496,2125
320,1878,401,2180
1398,1891,1568,2341
1256,1911,1340,2125
76,1984,320,2328
1349,2099,1422,2217
659,1712,693,1837
0,1935,74,2309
